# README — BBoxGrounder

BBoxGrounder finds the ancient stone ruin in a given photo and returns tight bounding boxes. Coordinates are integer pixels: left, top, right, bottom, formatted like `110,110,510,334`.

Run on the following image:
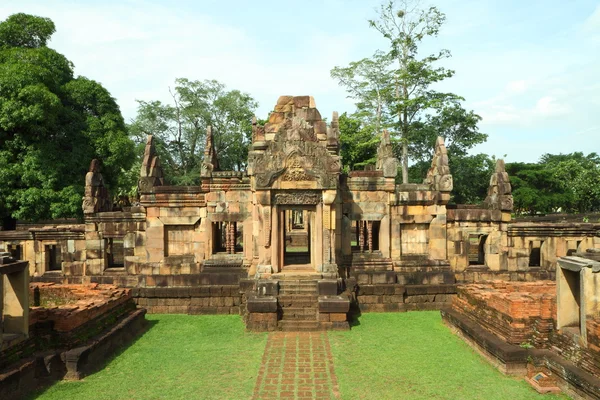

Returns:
1,95,600,398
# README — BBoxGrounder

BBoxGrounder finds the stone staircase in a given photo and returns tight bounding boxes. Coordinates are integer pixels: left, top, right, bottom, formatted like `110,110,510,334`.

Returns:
278,278,320,331
344,252,393,271
245,273,351,332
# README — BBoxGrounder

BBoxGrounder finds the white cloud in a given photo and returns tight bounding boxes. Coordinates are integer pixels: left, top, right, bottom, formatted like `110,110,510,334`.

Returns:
506,80,529,94
534,96,569,116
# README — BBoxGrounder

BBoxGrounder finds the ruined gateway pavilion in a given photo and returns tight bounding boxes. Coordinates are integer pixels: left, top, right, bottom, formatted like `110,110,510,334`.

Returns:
1,95,599,332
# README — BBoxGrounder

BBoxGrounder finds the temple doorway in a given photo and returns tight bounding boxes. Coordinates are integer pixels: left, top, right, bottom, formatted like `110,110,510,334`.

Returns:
283,208,312,268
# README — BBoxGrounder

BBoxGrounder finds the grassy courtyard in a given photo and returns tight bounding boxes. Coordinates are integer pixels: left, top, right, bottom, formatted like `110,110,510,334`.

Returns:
31,315,268,400
31,313,569,400
329,312,568,400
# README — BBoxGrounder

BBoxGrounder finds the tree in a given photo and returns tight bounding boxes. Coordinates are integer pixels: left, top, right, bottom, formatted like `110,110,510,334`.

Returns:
331,51,394,139
0,14,134,228
338,113,379,172
130,79,258,185
369,0,465,183
333,1,486,185
0,13,55,48
505,153,600,215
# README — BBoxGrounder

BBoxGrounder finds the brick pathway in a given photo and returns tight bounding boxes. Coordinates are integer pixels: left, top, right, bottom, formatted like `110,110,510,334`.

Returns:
252,332,340,400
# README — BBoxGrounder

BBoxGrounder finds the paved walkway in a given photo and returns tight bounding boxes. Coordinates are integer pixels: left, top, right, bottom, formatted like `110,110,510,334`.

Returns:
252,332,340,400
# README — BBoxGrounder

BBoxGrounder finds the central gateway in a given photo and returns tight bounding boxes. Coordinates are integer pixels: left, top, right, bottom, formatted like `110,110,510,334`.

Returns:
247,99,342,276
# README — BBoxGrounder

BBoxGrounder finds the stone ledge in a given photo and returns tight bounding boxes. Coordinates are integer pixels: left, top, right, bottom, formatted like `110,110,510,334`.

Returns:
246,296,277,313
64,308,147,380
318,296,350,313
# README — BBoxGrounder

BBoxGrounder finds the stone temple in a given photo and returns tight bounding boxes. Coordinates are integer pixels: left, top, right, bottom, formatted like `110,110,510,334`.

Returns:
1,95,599,327
2,95,600,398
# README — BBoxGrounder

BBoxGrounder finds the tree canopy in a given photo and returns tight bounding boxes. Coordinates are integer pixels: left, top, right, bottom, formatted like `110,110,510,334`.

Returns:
332,0,487,190
0,13,134,228
129,79,258,185
507,152,600,215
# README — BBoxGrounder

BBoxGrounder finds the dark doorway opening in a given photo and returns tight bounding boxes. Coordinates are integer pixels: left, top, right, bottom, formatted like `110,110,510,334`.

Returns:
284,208,311,267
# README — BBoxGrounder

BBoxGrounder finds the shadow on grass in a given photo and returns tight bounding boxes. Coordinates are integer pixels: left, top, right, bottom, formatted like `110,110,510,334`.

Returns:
348,305,362,328
26,317,160,400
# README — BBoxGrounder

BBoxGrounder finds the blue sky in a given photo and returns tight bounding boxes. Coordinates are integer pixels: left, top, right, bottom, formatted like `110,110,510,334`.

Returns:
1,0,599,162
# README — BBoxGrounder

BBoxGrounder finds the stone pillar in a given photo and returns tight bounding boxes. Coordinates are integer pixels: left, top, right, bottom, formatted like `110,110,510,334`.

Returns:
315,202,323,270
3,265,29,337
367,221,373,253
359,220,365,253
380,215,390,258
271,207,280,272
228,222,236,254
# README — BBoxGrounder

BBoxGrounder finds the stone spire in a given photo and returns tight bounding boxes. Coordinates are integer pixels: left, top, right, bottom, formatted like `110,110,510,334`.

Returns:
138,135,164,192
326,111,340,154
201,125,219,177
484,159,513,211
82,159,111,214
375,130,399,178
425,137,453,192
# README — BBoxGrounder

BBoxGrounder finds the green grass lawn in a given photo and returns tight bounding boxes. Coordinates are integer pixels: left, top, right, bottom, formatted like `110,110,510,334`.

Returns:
328,312,570,400
30,313,571,400
31,315,267,400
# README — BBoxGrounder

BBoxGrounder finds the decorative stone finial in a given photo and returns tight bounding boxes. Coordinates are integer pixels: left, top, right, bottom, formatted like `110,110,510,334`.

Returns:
201,125,219,177
484,159,513,211
376,130,399,178
425,136,453,192
138,135,164,192
82,159,111,214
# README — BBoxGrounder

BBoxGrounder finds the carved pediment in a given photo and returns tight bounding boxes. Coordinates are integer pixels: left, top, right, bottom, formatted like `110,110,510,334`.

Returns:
251,138,340,189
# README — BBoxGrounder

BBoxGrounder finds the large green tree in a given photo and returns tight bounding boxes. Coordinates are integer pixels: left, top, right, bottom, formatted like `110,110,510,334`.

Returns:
129,79,258,185
334,0,486,187
0,13,134,228
506,153,600,215
338,113,379,172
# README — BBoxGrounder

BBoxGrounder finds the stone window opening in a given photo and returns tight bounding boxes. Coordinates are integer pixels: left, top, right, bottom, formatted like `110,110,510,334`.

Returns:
45,244,62,272
106,238,125,269
353,220,380,253
567,240,582,257
212,222,239,255
468,234,488,266
529,240,542,267
7,244,22,261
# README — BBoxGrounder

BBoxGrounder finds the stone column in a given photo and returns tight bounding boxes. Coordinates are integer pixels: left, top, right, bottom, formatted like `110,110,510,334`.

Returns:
367,221,373,253
359,220,365,253
271,207,280,272
315,202,323,270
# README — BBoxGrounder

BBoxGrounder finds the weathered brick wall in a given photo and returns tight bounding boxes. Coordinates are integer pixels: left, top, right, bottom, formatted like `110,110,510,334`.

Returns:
29,283,132,332
451,282,556,346
548,317,600,379
0,283,139,374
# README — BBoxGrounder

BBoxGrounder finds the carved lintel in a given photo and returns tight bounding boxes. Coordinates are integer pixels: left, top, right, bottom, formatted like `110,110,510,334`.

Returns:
273,192,322,205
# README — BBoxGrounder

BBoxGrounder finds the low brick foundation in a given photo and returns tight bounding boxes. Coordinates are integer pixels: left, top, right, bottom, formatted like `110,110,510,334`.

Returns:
0,283,147,400
443,309,600,400
451,281,555,346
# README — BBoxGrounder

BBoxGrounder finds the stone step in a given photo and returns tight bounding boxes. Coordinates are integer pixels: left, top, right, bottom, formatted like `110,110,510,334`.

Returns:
279,320,320,332
279,280,318,286
278,294,318,308
279,288,318,295
282,307,318,321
